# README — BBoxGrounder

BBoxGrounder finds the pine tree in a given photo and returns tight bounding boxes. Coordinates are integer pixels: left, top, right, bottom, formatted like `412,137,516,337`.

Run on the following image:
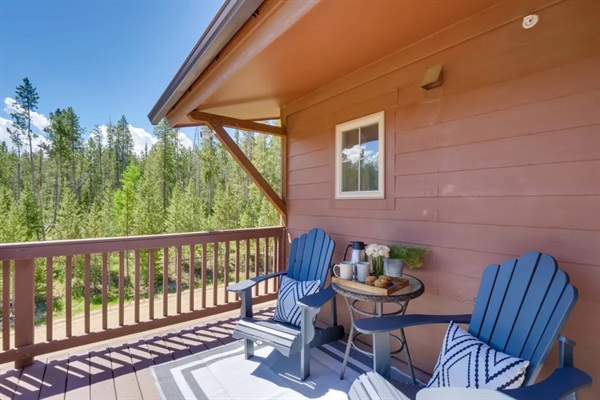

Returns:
166,181,205,233
52,184,81,240
18,188,43,241
113,164,140,237
10,78,40,198
153,119,178,212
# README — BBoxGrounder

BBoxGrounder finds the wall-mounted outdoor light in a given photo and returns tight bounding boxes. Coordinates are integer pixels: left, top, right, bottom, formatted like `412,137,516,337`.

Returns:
421,65,444,90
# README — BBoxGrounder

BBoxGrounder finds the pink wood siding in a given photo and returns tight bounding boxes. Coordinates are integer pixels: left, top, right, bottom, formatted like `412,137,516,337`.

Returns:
285,0,599,396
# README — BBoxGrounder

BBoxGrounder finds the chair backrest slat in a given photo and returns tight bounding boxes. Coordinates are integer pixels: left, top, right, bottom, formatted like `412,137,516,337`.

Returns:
287,228,335,289
472,258,517,344
468,252,577,385
489,252,541,352
503,254,557,357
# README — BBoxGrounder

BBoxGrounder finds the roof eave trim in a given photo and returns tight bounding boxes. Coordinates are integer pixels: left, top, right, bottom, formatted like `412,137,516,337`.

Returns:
148,0,263,125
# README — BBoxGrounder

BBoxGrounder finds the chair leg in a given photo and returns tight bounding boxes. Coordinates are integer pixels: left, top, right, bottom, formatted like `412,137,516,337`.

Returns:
373,332,391,379
300,341,310,380
559,336,578,400
244,338,254,359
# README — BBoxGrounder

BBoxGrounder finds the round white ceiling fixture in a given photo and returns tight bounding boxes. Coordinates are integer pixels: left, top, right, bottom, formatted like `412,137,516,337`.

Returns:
522,14,539,29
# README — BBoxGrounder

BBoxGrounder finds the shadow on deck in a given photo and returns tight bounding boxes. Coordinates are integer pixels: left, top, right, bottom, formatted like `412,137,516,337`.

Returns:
0,307,276,400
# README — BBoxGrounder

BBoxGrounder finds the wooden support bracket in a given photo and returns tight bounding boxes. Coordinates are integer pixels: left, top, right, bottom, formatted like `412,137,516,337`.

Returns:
189,110,286,137
191,113,286,217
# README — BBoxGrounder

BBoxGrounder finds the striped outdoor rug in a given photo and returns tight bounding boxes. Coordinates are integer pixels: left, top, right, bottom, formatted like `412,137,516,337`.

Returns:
151,340,418,400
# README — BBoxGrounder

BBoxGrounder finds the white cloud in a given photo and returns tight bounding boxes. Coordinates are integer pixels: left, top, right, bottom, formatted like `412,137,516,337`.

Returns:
0,116,49,152
3,97,48,131
93,124,157,155
128,125,158,154
178,132,193,149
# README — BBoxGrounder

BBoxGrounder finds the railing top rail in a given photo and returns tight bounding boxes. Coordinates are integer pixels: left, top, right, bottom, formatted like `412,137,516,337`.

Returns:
0,226,285,261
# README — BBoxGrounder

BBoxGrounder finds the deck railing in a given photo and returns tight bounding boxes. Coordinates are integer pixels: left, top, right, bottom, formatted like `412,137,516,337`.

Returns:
0,226,285,367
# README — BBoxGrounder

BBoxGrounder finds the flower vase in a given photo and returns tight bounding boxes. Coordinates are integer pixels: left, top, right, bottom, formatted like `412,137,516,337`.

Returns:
372,257,384,277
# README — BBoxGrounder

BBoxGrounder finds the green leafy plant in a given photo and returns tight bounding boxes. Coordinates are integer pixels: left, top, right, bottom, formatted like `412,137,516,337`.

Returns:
388,245,429,269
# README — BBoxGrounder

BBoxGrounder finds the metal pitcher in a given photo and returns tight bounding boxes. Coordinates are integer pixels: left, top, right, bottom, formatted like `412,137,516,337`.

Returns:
344,241,367,264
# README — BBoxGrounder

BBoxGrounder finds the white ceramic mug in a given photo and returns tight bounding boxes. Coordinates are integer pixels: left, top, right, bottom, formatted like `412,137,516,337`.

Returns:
355,262,371,283
333,261,355,280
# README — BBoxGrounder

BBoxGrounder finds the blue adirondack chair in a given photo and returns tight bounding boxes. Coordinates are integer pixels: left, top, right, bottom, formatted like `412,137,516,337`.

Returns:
228,228,344,380
349,252,592,400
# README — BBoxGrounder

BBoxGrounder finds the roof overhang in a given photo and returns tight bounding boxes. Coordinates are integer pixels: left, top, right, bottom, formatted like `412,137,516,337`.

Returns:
150,0,501,128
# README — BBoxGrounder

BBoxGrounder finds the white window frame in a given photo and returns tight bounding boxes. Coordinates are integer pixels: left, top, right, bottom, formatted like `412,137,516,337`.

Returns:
335,111,385,199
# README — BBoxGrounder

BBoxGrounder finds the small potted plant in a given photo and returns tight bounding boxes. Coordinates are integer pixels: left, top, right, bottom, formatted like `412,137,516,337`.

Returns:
385,244,429,277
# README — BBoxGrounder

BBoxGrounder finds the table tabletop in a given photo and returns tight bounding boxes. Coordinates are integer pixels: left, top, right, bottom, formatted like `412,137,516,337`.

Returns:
331,274,425,304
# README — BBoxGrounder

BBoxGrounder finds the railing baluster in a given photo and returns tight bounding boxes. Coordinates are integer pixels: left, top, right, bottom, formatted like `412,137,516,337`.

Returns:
119,251,125,327
134,250,140,323
85,254,91,333
189,245,195,311
149,249,155,319
254,238,260,296
163,247,169,317
274,236,278,293
46,257,53,341
66,256,72,337
102,253,108,330
224,241,230,303
201,243,207,309
245,239,250,281
14,258,35,368
176,246,182,314
213,243,218,306
265,237,269,294
3,260,10,350
235,240,240,283
274,236,279,293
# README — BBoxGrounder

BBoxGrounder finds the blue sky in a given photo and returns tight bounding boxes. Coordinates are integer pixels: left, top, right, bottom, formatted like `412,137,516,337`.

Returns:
0,0,223,152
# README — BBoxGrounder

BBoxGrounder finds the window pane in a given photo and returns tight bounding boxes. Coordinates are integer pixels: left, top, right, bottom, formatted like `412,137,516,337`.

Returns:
342,161,359,192
342,128,359,163
360,123,379,160
360,156,379,191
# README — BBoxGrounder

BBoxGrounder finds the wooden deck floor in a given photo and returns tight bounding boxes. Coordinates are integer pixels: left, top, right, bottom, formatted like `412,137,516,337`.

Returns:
0,306,276,400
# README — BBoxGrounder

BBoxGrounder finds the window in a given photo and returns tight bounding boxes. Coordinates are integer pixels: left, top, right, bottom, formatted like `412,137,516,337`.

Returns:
335,111,385,199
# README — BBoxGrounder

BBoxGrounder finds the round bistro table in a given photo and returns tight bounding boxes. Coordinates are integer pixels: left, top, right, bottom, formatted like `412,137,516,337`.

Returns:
332,274,425,383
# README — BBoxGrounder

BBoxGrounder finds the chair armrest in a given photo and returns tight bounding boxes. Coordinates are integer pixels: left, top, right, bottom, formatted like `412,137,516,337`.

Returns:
354,314,472,334
297,286,336,309
501,367,592,400
227,270,287,293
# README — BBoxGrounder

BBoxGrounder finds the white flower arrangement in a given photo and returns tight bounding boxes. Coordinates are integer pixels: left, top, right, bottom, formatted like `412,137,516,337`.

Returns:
365,244,390,259
365,244,390,277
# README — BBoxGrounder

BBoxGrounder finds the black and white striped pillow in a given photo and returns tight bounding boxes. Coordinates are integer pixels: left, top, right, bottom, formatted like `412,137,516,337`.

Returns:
272,275,320,327
427,321,529,390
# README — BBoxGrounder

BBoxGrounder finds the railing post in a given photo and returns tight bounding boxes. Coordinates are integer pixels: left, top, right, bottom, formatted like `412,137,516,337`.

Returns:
14,258,35,368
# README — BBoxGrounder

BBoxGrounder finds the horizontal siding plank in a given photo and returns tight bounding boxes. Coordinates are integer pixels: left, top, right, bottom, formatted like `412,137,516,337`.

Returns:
289,148,331,171
424,196,600,231
395,90,600,153
395,125,600,176
288,131,330,157
438,224,600,267
287,182,330,200
289,195,600,231
441,54,600,123
288,165,330,186
395,160,600,198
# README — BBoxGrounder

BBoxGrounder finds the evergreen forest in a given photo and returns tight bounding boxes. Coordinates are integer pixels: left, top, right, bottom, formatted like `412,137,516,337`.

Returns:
1,78,281,244
0,78,281,320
